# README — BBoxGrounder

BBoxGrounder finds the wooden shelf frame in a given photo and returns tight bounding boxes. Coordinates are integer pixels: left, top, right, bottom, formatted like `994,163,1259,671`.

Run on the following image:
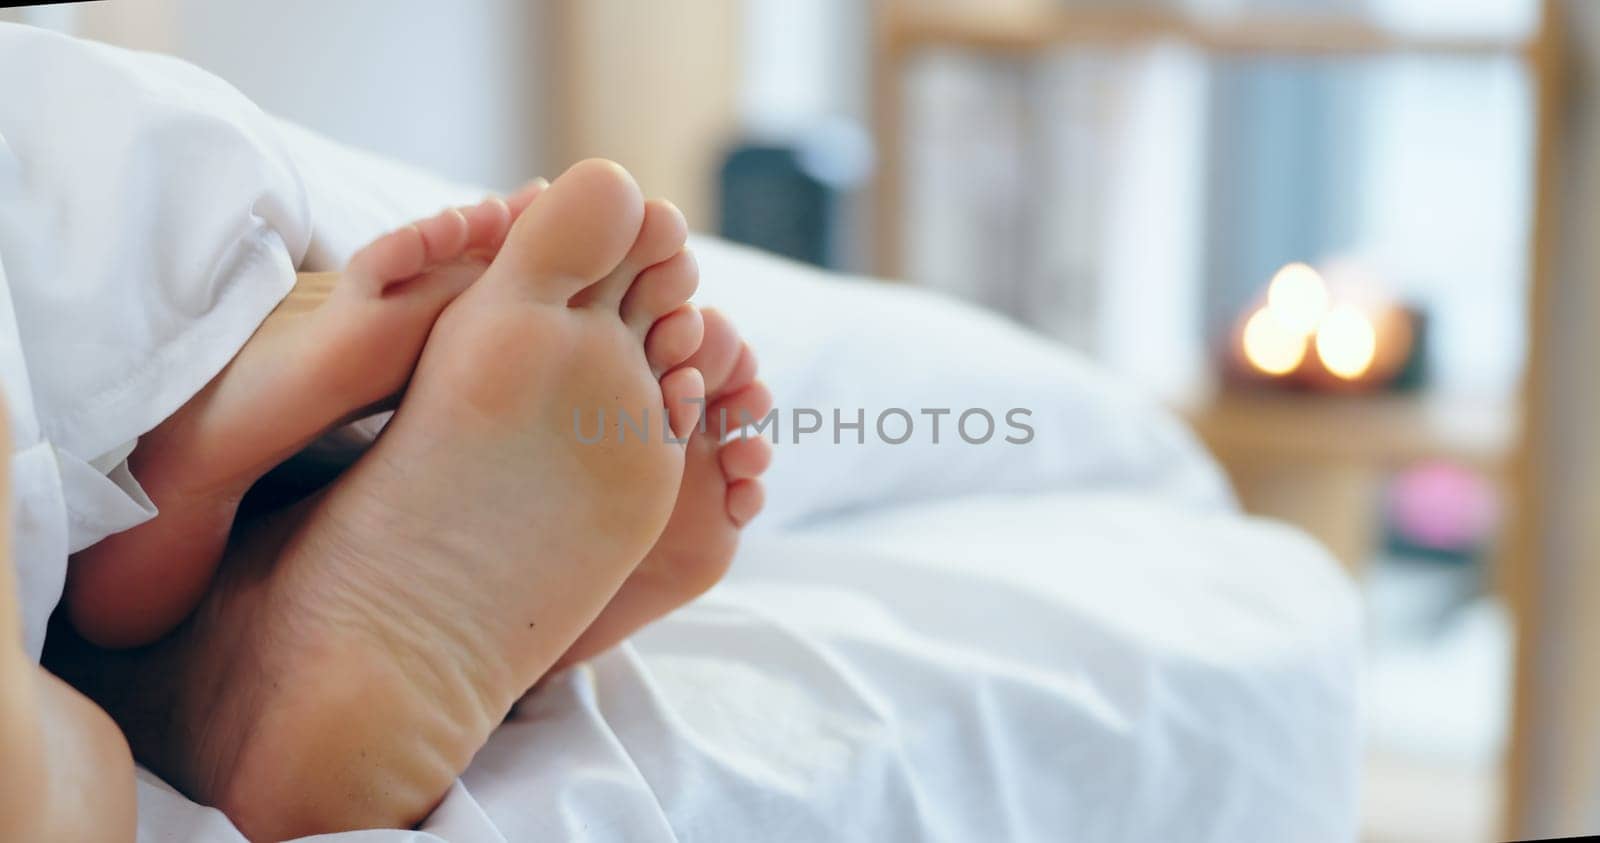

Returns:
869,2,1560,837
886,6,1536,59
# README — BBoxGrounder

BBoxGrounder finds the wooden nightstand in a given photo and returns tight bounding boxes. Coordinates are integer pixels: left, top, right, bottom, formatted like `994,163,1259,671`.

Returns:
1180,391,1516,575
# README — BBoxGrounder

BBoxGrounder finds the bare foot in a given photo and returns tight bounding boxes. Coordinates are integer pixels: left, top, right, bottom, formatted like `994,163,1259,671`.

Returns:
556,306,773,669
65,159,704,840
65,181,548,649
0,396,137,842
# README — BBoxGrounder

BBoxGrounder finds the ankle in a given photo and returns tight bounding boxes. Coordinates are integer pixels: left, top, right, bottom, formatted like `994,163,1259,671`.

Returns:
187,519,507,837
210,634,496,839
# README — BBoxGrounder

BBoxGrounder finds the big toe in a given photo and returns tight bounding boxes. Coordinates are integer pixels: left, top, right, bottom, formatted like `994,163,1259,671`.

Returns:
487,159,644,303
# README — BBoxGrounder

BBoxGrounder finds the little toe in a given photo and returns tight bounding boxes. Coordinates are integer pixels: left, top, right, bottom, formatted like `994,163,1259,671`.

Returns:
660,366,707,442
575,199,688,309
645,306,705,377
487,159,644,303
719,436,773,481
620,250,700,336
726,479,766,527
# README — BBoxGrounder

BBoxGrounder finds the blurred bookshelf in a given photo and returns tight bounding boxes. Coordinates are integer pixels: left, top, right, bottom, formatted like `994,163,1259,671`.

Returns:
870,1,1560,838
873,1,1540,280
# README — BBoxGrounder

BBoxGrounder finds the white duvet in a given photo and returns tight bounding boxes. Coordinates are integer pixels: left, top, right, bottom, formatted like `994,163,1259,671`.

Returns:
0,24,1361,843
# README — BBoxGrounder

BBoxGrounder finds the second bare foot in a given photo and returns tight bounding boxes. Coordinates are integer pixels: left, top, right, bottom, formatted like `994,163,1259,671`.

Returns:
66,182,547,649
555,306,773,669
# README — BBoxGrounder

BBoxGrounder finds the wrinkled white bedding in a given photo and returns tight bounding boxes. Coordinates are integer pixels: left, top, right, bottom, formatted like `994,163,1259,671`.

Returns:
138,494,1359,843
0,23,1361,842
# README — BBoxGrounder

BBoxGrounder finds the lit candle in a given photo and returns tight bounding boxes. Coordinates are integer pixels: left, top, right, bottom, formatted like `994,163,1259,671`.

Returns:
1314,304,1378,381
1241,307,1307,376
1229,260,1415,391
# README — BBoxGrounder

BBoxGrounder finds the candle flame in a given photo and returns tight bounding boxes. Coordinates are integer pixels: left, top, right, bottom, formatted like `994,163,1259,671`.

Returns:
1241,307,1307,376
1265,262,1329,337
1315,305,1378,380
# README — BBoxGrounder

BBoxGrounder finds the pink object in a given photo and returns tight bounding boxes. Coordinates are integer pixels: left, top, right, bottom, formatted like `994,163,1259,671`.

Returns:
1388,462,1499,550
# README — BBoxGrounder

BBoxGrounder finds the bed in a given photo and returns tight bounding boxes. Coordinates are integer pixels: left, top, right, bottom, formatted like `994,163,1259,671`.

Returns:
0,23,1361,843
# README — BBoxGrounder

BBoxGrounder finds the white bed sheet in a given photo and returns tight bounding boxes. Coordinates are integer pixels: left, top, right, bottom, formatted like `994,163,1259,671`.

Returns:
0,24,1361,842
137,493,1358,843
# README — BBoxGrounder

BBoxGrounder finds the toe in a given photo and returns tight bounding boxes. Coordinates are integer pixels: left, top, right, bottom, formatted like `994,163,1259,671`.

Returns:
620,250,700,336
726,479,766,527
345,207,471,292
660,366,707,441
487,159,644,303
718,343,759,399
505,178,549,218
413,207,475,264
460,197,514,259
719,436,773,481
645,306,705,377
575,199,688,309
706,381,774,439
677,308,743,391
